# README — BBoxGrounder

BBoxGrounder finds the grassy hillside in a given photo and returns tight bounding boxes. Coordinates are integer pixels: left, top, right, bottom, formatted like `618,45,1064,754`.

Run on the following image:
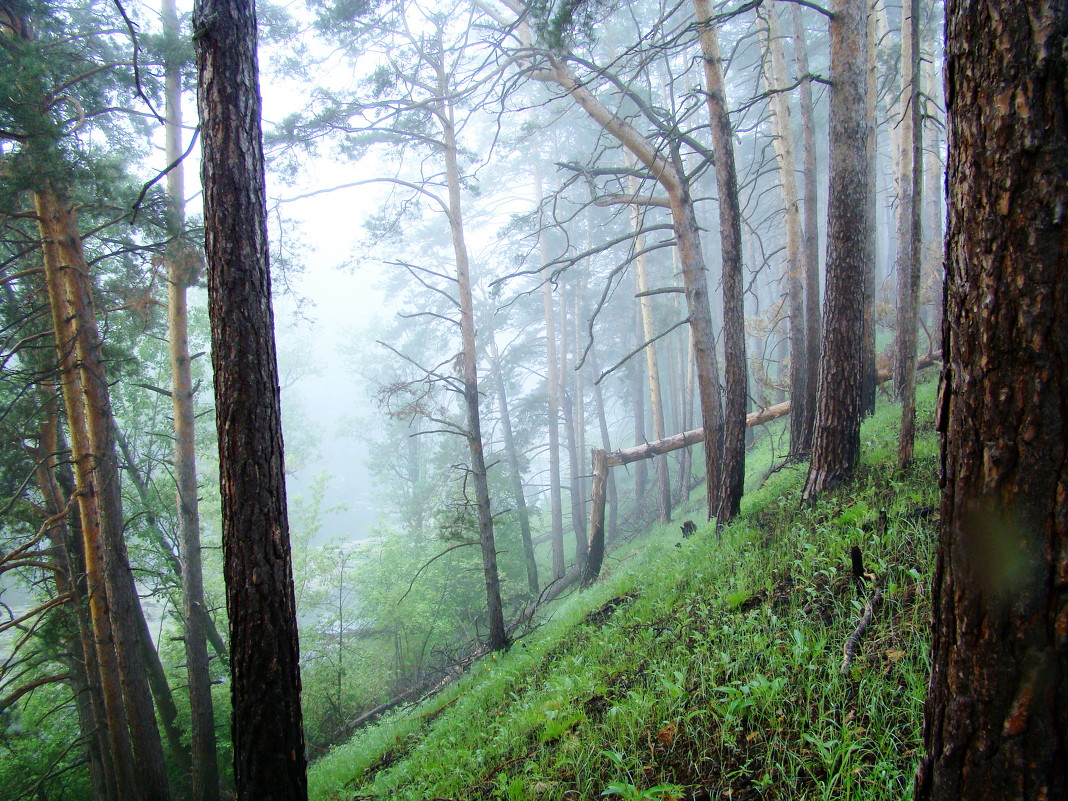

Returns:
311,375,939,801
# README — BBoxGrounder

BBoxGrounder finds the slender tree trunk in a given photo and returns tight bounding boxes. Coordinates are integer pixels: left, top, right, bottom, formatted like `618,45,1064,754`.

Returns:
438,65,507,651
694,0,745,523
559,283,587,560
915,3,1068,796
164,0,220,795
896,0,922,467
533,163,566,580
630,308,649,501
792,4,821,452
922,56,944,354
802,0,871,500
193,0,308,794
859,0,879,417
759,3,808,459
588,348,618,543
490,346,539,597
629,178,671,524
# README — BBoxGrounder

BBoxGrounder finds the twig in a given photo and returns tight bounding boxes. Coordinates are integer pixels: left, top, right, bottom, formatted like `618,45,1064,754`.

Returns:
840,582,883,673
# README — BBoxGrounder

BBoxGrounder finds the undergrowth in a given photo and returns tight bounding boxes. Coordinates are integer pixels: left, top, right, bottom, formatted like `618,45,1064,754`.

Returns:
310,376,939,801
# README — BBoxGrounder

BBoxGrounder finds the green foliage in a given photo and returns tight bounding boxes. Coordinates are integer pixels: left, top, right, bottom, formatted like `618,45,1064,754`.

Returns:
309,377,940,801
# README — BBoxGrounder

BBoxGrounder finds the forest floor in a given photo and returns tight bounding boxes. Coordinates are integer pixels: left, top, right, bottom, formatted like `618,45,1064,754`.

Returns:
309,372,940,801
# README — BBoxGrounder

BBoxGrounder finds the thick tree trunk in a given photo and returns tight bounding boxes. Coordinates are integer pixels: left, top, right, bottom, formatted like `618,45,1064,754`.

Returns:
915,3,1068,798
164,0,220,794
759,3,808,459
694,0,745,523
802,0,871,500
438,70,507,652
193,0,308,795
792,4,821,453
895,0,922,468
37,190,171,801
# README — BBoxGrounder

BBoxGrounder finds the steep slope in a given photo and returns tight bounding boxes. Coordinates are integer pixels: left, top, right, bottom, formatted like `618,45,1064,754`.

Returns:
312,376,939,801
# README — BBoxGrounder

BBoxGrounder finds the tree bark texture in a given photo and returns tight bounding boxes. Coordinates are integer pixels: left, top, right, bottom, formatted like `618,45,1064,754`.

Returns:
915,2,1068,798
695,0,745,523
860,0,879,418
802,0,871,500
193,0,308,796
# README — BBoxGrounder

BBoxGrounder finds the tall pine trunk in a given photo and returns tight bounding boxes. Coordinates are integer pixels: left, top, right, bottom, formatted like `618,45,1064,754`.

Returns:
915,2,1067,796
802,0,871,500
163,0,219,794
194,0,308,795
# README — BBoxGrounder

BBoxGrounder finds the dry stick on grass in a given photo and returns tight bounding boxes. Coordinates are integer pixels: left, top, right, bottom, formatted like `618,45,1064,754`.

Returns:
840,581,884,673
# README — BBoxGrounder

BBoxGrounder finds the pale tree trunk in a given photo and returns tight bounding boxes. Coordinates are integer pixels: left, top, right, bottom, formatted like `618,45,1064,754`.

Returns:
438,64,507,651
36,190,170,801
759,3,808,459
534,162,566,579
164,0,219,794
802,0,871,500
922,56,944,354
587,347,618,543
533,55,724,522
629,173,671,524
694,0,743,522
559,283,587,560
792,4,821,451
194,0,308,794
896,0,922,467
630,308,649,501
915,2,1067,796
489,343,539,597
859,0,880,417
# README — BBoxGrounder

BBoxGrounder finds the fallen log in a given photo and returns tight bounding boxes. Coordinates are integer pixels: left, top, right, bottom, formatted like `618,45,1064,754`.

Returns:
582,353,941,584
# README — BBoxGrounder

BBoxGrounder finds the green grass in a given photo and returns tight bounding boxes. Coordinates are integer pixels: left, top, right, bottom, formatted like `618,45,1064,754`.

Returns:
310,375,939,801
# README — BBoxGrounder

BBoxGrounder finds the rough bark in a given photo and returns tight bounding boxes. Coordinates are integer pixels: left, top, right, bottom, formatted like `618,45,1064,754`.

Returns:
694,0,744,522
193,0,308,795
792,4,821,453
915,2,1068,798
802,0,871,500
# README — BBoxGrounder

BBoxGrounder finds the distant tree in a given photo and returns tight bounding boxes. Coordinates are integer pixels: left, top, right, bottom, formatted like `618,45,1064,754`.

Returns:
193,0,308,796
802,0,871,500
915,2,1067,798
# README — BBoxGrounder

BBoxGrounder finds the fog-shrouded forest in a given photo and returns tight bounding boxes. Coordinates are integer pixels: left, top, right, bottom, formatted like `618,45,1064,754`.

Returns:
1,0,1065,799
